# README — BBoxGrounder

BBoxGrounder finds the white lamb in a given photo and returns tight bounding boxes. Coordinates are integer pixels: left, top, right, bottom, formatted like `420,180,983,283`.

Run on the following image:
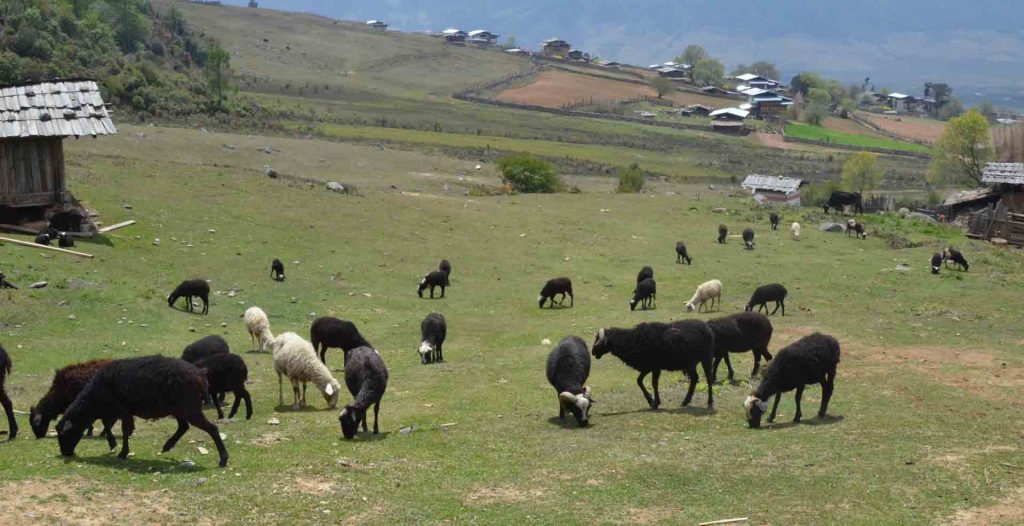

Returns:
244,306,274,352
790,222,801,240
685,279,722,313
270,332,341,410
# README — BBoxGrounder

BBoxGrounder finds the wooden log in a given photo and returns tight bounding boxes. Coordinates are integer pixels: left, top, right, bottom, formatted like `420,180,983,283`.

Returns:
98,220,136,234
0,236,94,258
0,223,40,235
699,519,749,526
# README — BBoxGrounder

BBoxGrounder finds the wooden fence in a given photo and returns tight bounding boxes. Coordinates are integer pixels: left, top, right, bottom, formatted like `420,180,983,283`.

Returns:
966,202,1024,245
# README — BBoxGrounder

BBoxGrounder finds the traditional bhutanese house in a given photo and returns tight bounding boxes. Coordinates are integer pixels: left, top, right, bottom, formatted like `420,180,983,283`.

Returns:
366,20,387,31
541,38,571,58
735,73,780,90
709,107,749,134
886,92,910,113
982,162,1024,209
467,30,499,45
742,88,792,119
656,66,688,79
741,175,804,206
504,48,530,56
939,187,1001,220
601,61,622,69
965,162,1024,244
0,80,116,235
700,86,735,96
686,104,714,117
441,28,467,43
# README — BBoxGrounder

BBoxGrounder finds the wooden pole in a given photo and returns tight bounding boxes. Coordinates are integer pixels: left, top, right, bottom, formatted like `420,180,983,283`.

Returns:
98,220,136,234
0,236,94,258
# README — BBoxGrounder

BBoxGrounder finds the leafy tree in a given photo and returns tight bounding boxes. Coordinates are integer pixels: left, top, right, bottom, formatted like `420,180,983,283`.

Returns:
936,96,964,121
205,45,231,109
497,155,563,193
692,58,724,87
505,35,516,48
841,152,882,195
617,163,645,193
802,88,831,125
789,71,824,96
976,101,997,123
96,0,151,52
928,111,992,186
649,76,673,98
677,44,707,66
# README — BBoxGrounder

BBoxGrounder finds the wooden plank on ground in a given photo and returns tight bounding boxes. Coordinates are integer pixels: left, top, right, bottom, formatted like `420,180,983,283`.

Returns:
98,220,136,233
0,236,94,258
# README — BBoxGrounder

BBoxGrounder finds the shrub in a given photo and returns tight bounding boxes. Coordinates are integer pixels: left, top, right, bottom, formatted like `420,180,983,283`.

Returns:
801,180,841,207
616,163,645,193
496,155,563,193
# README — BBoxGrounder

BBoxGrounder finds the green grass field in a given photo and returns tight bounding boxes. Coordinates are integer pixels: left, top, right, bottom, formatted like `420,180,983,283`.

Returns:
0,126,1021,524
785,122,933,154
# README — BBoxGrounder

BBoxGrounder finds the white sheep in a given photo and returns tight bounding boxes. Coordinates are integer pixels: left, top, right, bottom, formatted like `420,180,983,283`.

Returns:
270,332,341,410
790,222,801,240
244,306,274,352
685,279,722,313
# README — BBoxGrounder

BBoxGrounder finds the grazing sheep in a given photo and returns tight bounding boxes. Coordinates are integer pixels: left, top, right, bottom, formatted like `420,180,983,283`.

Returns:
270,332,342,410
310,317,372,368
0,344,17,440
539,277,574,308
943,247,969,271
57,232,75,248
270,259,285,281
675,241,693,265
592,320,715,409
931,252,943,275
438,259,452,285
744,333,840,428
636,266,653,284
769,212,780,230
181,335,230,364
244,307,274,352
194,353,253,420
685,279,722,313
0,272,17,289
56,355,229,467
718,224,728,244
167,279,210,314
790,222,801,240
742,227,755,250
29,359,114,444
545,336,593,427
417,270,448,299
630,278,656,311
419,313,447,364
34,231,52,246
338,346,389,439
846,219,866,239
745,283,788,316
707,312,773,381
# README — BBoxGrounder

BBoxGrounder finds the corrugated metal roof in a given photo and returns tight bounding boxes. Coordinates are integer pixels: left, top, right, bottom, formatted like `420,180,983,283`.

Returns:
0,80,116,139
741,174,803,194
709,107,749,119
982,162,1024,185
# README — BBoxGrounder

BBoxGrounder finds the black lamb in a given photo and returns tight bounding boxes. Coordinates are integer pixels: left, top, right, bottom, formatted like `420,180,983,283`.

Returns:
338,346,388,439
57,232,75,248
930,252,943,275
743,227,755,250
271,258,285,281
744,333,840,428
167,279,210,314
34,232,52,246
310,316,372,368
636,266,653,284
769,212,779,231
181,335,230,364
418,313,447,364
745,283,788,316
438,259,452,285
0,344,17,440
675,241,692,264
943,247,969,271
0,272,16,289
417,270,448,299
706,312,774,381
56,355,229,467
718,224,728,244
29,359,115,445
545,336,593,427
194,353,253,420
539,277,574,308
592,320,715,410
630,278,656,311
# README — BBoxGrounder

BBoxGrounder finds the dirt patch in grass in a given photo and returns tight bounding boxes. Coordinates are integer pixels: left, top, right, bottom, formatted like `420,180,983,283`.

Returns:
615,507,684,525
495,70,726,109
294,476,339,495
250,431,290,447
939,487,1024,526
2,478,177,525
463,484,546,506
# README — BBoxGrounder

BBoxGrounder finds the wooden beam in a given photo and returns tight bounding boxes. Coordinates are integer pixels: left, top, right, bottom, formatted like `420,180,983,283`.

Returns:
0,236,94,258
98,220,136,234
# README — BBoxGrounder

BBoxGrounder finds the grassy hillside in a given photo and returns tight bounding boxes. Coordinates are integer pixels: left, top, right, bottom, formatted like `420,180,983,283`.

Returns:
786,122,933,154
0,125,1021,524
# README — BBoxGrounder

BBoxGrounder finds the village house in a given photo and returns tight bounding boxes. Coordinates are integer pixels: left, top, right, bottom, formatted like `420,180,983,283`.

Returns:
656,66,688,80
739,88,792,120
541,38,571,58
365,20,387,31
735,73,781,90
567,49,587,61
441,28,467,43
740,175,804,206
467,30,499,45
709,107,750,134
0,80,116,235
886,92,910,113
960,162,1024,245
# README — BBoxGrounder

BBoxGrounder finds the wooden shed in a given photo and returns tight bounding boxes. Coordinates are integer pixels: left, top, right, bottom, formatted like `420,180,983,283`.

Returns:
0,80,115,235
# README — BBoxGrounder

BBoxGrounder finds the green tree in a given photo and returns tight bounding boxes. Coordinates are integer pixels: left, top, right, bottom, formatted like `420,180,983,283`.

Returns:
936,97,965,121
649,76,673,98
928,111,992,186
504,35,517,48
497,155,563,193
205,45,231,109
692,58,724,87
617,163,645,193
841,152,882,195
96,0,150,52
677,44,707,66
789,71,824,96
976,101,997,123
803,87,831,125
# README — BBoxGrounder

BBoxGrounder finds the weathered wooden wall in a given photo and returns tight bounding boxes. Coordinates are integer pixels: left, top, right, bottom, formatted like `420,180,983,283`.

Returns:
0,138,65,207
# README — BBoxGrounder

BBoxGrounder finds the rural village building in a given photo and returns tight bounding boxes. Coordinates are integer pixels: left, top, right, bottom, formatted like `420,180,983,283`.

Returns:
656,66,688,79
741,175,804,206
441,28,467,43
735,73,781,90
738,88,792,120
541,38,571,58
0,80,116,235
467,30,499,45
960,163,1024,245
365,20,387,30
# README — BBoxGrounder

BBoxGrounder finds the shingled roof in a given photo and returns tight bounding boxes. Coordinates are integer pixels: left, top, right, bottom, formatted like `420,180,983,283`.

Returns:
982,162,1024,185
741,174,803,194
0,80,117,139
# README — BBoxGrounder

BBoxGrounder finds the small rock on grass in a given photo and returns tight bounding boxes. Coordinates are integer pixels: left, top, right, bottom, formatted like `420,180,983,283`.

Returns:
267,417,280,425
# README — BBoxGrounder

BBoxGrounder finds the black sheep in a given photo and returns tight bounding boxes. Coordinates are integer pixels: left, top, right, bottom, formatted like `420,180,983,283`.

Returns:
707,312,774,381
56,355,230,467
167,279,210,314
943,247,969,271
310,317,372,368
742,227,755,250
0,272,16,289
417,270,448,299
271,258,285,281
592,320,715,410
57,232,75,248
718,224,728,244
930,252,943,275
194,353,253,420
539,277,574,308
636,266,653,284
438,259,452,285
545,336,593,427
34,232,52,246
30,359,115,445
0,344,17,440
744,333,840,428
745,283,788,316
675,241,692,265
769,212,779,230
338,346,389,439
630,278,656,311
181,335,230,364
418,313,447,364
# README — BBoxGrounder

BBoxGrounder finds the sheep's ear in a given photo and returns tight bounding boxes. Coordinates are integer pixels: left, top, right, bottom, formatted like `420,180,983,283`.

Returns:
596,328,606,344
559,392,578,404
325,383,334,396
